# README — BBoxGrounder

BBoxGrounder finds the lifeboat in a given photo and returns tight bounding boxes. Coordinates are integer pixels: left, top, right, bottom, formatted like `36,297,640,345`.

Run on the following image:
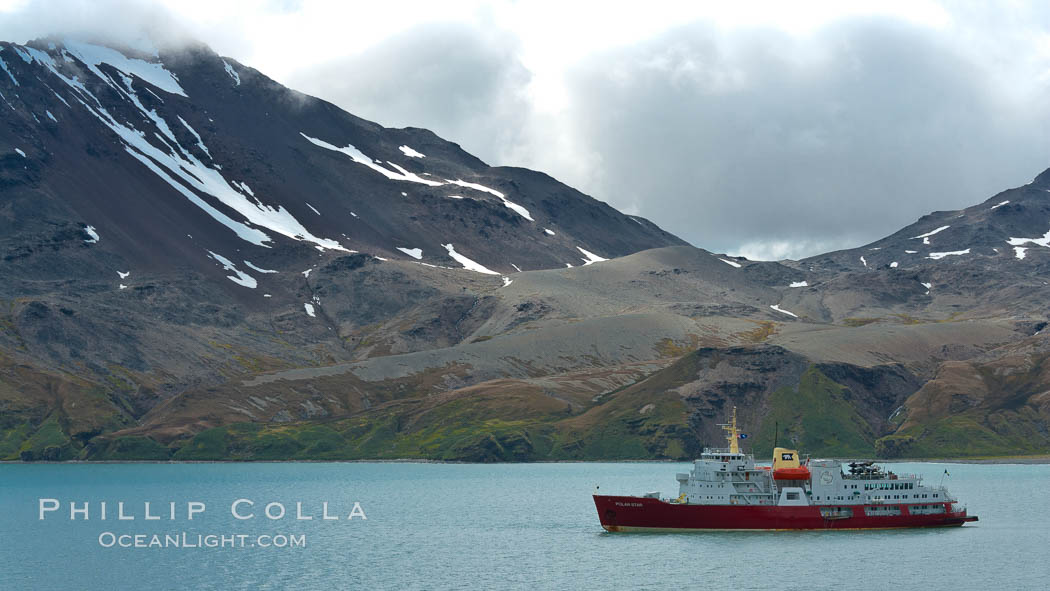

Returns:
772,446,809,480
773,466,811,480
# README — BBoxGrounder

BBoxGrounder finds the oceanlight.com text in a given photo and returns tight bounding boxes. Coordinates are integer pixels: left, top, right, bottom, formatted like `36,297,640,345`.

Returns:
97,532,307,549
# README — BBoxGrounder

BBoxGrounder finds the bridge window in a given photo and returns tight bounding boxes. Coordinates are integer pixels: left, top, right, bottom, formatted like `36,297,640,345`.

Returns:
786,492,800,500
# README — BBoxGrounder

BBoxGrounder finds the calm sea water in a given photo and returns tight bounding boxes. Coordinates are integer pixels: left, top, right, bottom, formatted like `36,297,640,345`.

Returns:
2,462,1048,590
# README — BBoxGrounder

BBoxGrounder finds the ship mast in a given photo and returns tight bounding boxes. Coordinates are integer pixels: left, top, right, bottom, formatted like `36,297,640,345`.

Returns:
720,406,740,454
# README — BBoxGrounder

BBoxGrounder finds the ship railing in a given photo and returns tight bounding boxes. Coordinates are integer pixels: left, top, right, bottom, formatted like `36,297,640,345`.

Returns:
701,448,746,454
843,472,922,481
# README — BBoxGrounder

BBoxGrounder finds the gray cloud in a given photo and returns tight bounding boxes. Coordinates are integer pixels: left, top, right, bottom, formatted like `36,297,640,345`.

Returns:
0,0,194,52
555,19,1050,259
287,23,532,168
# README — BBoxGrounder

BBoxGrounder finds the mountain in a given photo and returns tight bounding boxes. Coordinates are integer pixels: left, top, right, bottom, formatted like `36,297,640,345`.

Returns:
2,38,1048,462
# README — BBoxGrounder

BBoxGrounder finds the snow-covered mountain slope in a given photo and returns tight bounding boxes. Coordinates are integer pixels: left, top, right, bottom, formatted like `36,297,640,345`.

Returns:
802,168,1050,273
0,38,683,298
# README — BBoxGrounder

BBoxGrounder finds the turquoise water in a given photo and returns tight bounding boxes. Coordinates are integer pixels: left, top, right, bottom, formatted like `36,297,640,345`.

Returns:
2,462,1048,590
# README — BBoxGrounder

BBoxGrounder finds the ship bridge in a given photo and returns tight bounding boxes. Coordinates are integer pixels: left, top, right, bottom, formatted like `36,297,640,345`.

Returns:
674,408,779,506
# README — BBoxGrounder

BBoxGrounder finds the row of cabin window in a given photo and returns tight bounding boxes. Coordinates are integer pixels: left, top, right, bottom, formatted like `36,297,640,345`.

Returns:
864,482,914,490
815,493,938,501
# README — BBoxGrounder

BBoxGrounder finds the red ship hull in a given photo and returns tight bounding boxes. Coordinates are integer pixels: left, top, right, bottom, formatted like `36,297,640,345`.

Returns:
594,495,977,531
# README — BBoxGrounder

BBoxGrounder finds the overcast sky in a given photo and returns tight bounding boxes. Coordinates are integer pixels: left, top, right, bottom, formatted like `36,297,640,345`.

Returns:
2,1,1049,259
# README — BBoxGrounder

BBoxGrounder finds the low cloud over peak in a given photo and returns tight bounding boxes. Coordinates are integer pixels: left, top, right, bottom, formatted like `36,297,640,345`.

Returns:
0,0,198,54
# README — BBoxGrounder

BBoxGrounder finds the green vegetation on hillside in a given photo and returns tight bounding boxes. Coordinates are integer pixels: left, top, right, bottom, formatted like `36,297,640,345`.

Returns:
881,411,1050,458
88,436,172,461
753,367,875,458
155,381,696,462
16,415,78,461
8,349,1050,462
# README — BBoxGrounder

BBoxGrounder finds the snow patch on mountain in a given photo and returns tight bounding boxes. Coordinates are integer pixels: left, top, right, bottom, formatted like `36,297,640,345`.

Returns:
122,146,269,246
912,225,950,240
222,59,240,85
991,200,1009,210
384,161,434,184
117,270,130,279
445,179,533,221
300,133,443,187
67,95,347,250
719,258,742,268
0,53,17,85
1007,229,1050,252
177,116,210,158
927,249,970,260
62,41,187,97
304,303,316,317
789,281,808,287
15,148,25,157
244,261,277,274
443,243,498,274
207,251,256,288
17,47,308,249
397,247,423,260
577,247,607,265
83,225,99,243
50,89,70,107
1014,247,1027,260
544,228,555,236
770,304,798,318
399,145,425,158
